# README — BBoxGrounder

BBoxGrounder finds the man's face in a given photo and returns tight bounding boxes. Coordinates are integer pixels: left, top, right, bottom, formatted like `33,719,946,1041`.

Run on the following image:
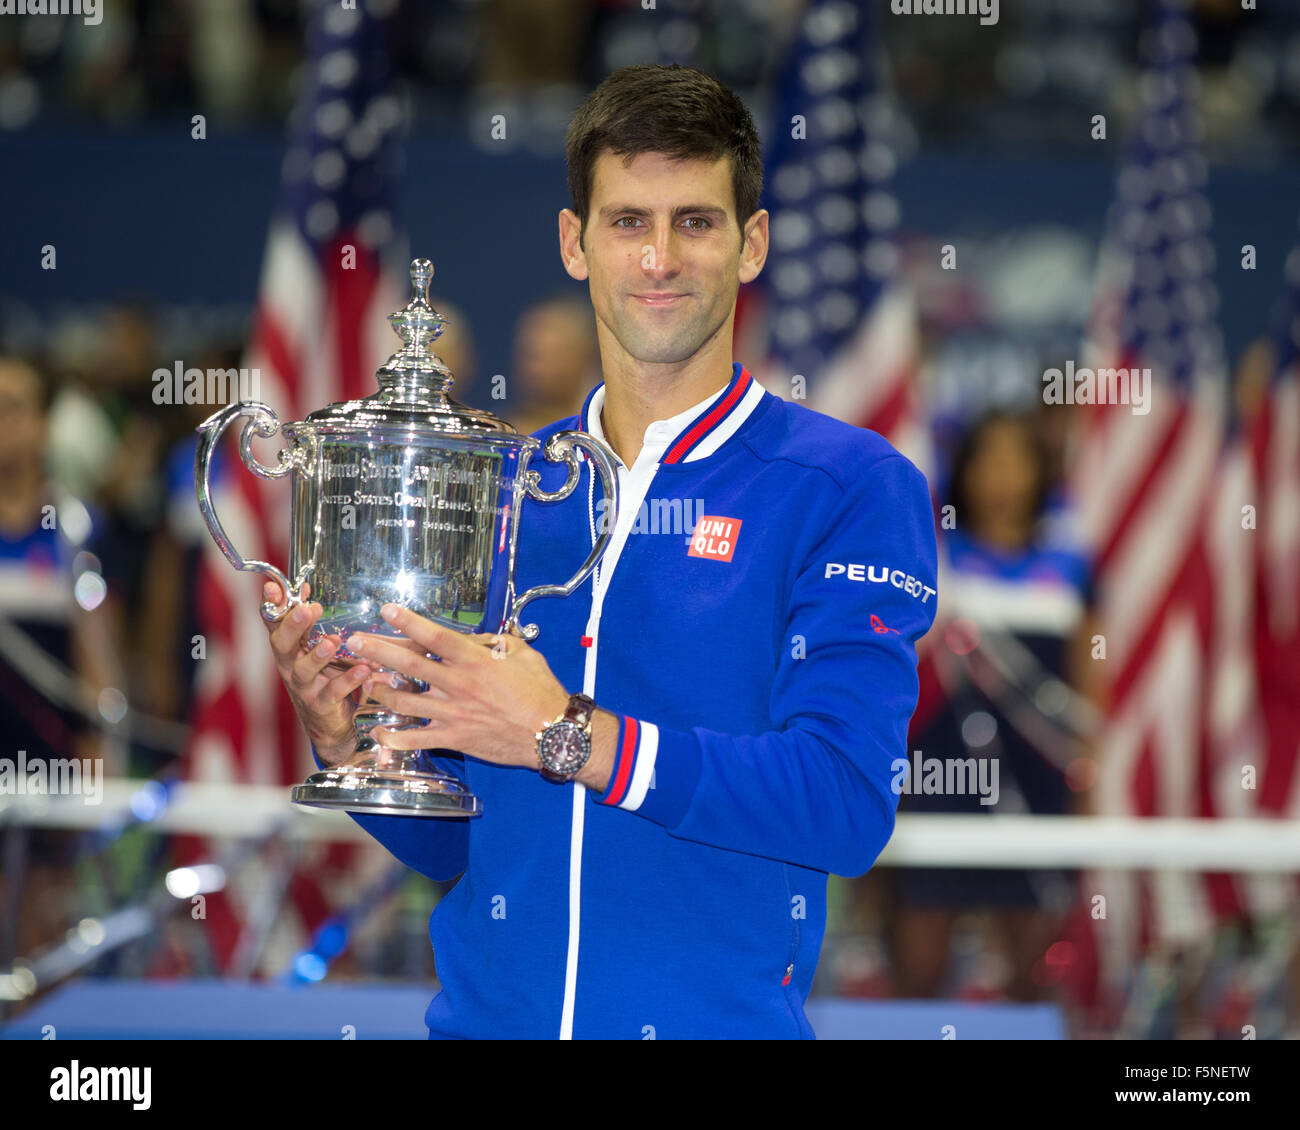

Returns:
0,362,46,471
560,151,766,367
966,420,1040,527
514,302,595,402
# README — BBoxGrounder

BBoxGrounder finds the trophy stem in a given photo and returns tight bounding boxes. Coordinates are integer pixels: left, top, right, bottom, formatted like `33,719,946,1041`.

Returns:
351,703,422,770
291,695,482,818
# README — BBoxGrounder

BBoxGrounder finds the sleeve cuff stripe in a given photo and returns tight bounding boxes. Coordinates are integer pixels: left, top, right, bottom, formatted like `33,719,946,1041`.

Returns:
619,721,658,811
600,715,639,806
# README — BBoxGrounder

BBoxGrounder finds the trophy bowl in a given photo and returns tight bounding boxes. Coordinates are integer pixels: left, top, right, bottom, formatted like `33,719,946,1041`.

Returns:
194,258,620,817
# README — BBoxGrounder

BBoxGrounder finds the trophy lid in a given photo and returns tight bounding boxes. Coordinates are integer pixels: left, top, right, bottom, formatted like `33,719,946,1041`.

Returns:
299,258,522,439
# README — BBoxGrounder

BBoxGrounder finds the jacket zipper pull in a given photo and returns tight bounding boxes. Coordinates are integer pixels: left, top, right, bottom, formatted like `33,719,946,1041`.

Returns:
782,964,794,987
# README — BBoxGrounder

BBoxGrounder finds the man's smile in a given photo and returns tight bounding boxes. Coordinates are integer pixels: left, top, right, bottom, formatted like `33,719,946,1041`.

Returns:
632,292,689,307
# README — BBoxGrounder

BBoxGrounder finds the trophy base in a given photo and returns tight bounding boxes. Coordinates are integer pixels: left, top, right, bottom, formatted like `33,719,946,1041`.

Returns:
291,769,483,816
290,693,482,817
292,757,482,818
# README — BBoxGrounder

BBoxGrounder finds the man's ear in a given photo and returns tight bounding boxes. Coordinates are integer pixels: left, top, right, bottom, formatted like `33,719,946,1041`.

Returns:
737,209,769,285
559,209,590,281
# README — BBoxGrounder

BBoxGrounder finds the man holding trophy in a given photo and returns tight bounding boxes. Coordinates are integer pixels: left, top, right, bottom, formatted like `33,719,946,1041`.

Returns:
213,65,938,1038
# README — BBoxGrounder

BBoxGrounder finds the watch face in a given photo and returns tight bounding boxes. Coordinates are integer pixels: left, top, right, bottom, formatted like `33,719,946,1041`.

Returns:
540,721,589,774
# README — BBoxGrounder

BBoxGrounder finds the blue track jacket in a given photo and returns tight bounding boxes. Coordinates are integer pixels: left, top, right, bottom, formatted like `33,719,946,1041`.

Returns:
314,362,939,1038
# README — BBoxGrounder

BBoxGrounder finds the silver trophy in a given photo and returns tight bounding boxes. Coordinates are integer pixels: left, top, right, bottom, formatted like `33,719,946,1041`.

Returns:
194,258,620,817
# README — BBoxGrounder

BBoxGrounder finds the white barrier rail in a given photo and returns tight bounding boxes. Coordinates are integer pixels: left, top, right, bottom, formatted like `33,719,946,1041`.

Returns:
2,779,1300,871
877,814,1300,871
0,779,373,844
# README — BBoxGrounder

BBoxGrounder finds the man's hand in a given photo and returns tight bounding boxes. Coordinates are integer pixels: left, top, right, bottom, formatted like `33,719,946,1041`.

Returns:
349,604,571,771
262,579,371,766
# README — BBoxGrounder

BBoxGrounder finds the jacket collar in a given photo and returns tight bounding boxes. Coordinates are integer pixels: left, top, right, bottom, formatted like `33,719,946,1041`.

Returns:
578,362,764,465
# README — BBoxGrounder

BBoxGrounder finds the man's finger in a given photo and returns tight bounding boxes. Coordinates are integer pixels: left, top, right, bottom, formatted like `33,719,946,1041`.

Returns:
323,662,372,705
260,580,284,636
365,672,454,702
261,579,298,620
371,723,449,752
367,681,447,719
345,633,460,692
269,601,322,661
467,628,523,653
290,632,349,690
378,603,479,664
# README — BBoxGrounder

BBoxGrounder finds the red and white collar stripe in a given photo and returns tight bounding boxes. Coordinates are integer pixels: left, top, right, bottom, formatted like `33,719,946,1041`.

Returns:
579,362,764,464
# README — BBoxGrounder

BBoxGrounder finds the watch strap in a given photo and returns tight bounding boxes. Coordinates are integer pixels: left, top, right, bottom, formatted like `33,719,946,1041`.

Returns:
563,692,595,732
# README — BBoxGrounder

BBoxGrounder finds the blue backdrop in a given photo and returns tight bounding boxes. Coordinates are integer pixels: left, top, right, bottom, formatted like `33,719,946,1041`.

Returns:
2,122,1297,403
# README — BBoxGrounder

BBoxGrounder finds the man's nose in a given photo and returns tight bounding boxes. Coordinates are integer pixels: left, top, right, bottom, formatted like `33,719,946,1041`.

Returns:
642,227,682,276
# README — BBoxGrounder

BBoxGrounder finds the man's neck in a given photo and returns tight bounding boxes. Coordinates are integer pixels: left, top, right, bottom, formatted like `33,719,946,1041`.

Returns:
968,513,1032,552
598,355,733,467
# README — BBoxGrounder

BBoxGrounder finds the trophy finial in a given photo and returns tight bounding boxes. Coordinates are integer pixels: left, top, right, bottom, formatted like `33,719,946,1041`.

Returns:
388,257,447,351
375,257,454,399
411,258,433,303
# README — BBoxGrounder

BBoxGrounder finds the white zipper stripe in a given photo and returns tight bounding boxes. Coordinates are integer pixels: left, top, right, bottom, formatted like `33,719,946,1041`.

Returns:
558,777,586,1038
561,451,658,1039
556,376,768,1037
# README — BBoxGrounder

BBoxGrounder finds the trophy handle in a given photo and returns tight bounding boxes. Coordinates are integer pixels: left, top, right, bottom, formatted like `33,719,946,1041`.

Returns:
195,400,311,623
505,430,621,641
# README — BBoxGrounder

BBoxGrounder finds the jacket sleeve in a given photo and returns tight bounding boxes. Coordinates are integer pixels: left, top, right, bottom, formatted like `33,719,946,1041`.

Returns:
311,745,470,882
590,453,938,877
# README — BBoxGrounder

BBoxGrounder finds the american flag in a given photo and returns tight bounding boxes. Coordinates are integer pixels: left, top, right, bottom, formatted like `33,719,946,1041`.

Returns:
1249,242,1300,824
1168,250,1300,1034
742,0,929,474
1070,0,1234,1023
178,0,407,975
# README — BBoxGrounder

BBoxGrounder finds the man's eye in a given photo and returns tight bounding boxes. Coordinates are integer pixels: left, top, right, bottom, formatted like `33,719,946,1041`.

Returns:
612,216,711,229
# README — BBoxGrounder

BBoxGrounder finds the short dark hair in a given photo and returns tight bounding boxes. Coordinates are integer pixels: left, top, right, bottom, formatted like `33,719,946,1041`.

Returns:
565,64,763,250
947,409,1052,532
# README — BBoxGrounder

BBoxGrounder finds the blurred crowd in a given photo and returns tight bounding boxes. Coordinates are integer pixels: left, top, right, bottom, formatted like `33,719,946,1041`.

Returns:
1,0,1298,156
0,0,786,131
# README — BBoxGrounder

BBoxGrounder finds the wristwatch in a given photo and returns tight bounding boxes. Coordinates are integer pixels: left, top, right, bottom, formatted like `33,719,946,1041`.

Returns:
536,693,596,783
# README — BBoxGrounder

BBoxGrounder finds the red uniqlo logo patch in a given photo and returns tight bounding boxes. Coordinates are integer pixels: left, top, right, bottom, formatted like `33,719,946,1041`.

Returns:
688,515,742,562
